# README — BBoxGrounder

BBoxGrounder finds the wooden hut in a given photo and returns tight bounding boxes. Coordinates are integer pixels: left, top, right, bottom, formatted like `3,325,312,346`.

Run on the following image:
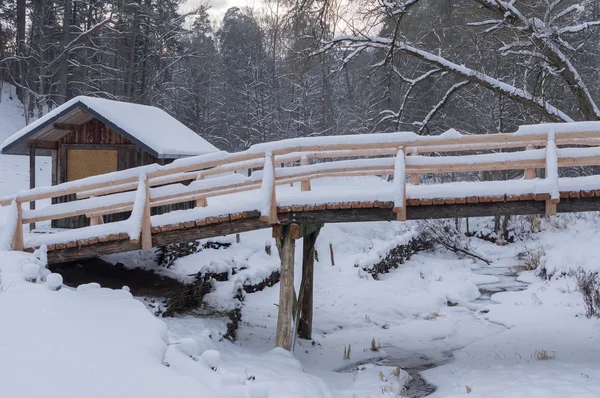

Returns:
1,96,219,228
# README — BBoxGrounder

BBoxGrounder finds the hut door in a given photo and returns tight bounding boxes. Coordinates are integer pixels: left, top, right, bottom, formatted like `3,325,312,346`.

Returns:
66,148,118,181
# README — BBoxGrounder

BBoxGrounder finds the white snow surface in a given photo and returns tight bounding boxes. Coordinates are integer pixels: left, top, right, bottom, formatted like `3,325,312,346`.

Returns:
1,84,600,397
1,96,219,157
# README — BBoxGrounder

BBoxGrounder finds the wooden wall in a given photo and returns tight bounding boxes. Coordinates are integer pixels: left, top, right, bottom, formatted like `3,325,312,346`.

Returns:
52,118,194,229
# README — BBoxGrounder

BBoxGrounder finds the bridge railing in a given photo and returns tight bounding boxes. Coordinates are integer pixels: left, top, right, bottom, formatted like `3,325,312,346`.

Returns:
3,124,600,251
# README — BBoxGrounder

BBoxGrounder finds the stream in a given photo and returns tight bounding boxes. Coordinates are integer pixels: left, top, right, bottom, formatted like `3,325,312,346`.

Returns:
336,264,530,397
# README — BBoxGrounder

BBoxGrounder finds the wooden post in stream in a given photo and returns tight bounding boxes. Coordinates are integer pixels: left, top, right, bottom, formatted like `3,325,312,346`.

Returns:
298,227,320,340
275,224,295,350
275,223,322,350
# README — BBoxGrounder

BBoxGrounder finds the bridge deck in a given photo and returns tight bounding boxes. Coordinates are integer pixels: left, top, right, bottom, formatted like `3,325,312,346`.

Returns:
3,122,600,264
28,176,600,263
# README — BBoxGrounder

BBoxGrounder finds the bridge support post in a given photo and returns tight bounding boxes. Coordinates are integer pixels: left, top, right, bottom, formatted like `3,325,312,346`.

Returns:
275,224,295,350
298,226,320,340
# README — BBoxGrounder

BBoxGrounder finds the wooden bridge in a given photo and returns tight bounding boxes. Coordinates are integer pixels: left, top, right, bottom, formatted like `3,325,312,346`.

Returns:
4,122,600,350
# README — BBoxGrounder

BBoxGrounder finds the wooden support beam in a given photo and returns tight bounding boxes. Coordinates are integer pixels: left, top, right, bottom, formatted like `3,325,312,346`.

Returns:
275,225,295,351
140,177,153,250
545,200,557,216
26,140,58,150
289,222,323,240
300,156,311,191
298,227,320,340
53,123,82,132
29,145,36,231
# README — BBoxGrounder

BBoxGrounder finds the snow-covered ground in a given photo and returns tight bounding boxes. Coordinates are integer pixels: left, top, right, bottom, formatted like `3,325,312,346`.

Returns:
0,86,599,397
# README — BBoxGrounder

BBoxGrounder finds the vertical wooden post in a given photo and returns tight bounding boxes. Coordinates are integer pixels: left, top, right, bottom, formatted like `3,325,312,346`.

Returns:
298,228,319,340
545,137,559,216
51,149,58,186
275,225,295,351
301,156,311,191
408,150,419,185
524,145,535,180
29,145,36,231
89,215,104,226
260,152,279,224
329,242,335,266
393,147,407,221
195,173,207,207
140,177,153,250
12,200,24,251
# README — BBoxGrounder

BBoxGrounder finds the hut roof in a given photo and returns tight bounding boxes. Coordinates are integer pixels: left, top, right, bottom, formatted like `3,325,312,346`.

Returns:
1,96,218,158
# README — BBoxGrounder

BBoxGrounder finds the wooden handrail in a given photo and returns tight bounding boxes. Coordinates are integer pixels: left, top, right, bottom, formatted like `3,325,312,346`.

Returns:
10,125,600,249
5,129,600,207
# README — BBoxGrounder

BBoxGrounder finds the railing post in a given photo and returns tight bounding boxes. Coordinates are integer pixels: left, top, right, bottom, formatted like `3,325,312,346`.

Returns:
260,152,279,224
545,136,559,216
524,144,535,180
408,149,419,185
393,147,407,221
300,156,311,191
89,215,104,226
12,200,24,251
88,195,104,225
140,176,153,250
195,173,207,207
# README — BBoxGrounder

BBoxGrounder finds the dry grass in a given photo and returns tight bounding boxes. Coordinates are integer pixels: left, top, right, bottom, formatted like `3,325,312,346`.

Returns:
575,269,600,318
532,349,556,360
343,344,351,360
370,337,380,352
424,312,442,320
513,248,544,272
392,365,402,378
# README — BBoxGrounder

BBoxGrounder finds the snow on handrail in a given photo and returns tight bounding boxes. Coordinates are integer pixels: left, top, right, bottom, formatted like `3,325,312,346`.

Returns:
5,126,600,207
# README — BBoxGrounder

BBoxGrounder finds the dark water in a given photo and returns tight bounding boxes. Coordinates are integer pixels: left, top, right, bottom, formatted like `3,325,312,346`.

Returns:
335,349,451,397
335,266,530,397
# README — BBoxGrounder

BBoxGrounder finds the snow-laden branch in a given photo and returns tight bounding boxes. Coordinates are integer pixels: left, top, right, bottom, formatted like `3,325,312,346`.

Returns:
471,0,600,121
415,80,469,134
557,21,600,34
320,35,573,122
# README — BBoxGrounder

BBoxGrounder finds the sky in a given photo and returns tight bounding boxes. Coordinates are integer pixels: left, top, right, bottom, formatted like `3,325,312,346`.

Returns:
181,0,263,23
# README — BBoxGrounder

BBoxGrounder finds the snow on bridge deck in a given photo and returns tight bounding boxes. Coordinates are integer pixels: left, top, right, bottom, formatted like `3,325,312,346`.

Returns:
4,122,600,263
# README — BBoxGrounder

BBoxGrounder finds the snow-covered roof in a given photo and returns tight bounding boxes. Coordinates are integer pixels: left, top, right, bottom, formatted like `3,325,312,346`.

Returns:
1,96,218,158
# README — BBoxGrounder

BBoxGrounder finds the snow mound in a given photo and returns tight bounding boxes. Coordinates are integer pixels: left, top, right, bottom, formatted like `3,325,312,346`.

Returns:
201,349,221,368
45,272,63,290
22,263,40,282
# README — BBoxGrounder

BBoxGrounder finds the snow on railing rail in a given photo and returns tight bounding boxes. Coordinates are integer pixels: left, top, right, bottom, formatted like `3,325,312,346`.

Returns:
7,123,600,252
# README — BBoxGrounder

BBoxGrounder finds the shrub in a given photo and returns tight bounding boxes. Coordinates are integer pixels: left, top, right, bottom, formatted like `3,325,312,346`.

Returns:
370,338,380,352
532,350,556,360
514,248,544,272
575,269,600,318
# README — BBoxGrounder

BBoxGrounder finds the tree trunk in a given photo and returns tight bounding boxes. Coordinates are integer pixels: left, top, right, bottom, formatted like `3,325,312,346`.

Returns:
16,0,26,102
57,0,71,104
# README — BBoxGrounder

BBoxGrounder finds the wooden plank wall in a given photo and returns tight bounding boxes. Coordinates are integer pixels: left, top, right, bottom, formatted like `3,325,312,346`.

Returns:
52,118,194,229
